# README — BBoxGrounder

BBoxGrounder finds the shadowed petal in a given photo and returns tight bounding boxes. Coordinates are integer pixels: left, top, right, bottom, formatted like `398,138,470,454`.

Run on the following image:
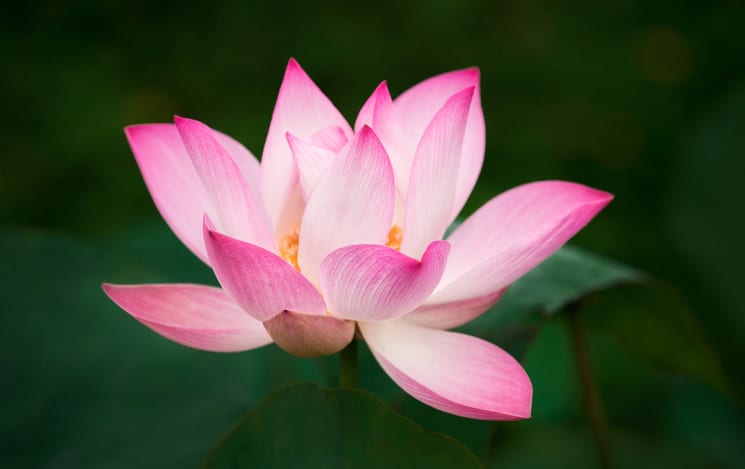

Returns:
102,283,272,352
401,87,474,258
405,289,506,329
394,68,485,220
360,319,532,420
320,241,450,321
287,132,337,200
175,116,273,250
430,181,614,304
124,124,213,264
204,218,327,321
263,310,354,358
298,126,395,285
261,58,352,231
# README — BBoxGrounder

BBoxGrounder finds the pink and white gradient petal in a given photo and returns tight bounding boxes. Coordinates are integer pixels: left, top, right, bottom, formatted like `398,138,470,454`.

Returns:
393,68,485,220
297,126,395,285
212,130,263,198
102,283,273,352
261,58,353,231
360,319,532,420
125,124,213,264
319,241,450,322
405,288,506,330
175,116,274,251
287,132,337,201
401,87,474,259
430,181,614,304
203,218,327,321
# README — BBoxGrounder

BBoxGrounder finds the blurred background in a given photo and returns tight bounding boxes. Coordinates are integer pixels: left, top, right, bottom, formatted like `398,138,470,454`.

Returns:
1,0,743,467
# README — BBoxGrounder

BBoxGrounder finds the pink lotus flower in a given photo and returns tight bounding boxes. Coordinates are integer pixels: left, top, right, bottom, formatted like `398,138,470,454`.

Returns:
103,59,612,420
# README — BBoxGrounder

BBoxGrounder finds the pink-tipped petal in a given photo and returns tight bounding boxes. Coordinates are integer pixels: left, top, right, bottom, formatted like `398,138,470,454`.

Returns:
401,87,475,259
431,181,614,304
175,116,273,250
263,311,354,358
287,132,337,201
261,58,353,230
405,289,506,330
124,124,213,264
320,241,450,321
394,68,485,219
102,283,273,352
360,319,532,420
298,126,395,285
213,130,262,196
308,125,348,152
203,218,327,321
354,82,410,195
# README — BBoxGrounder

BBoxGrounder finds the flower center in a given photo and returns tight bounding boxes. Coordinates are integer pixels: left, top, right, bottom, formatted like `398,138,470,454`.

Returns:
278,225,403,271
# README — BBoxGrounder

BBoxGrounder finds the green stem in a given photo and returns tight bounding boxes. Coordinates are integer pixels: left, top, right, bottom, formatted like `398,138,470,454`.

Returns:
568,309,614,469
340,339,358,389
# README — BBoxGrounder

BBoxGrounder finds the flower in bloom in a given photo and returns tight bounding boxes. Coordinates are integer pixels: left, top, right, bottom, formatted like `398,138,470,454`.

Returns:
103,58,612,420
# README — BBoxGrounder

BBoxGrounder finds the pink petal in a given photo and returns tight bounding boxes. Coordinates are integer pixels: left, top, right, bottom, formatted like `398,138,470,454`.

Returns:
394,68,485,220
261,58,352,231
400,87,475,259
405,289,506,330
308,125,348,152
102,283,272,352
213,130,262,197
354,82,410,196
319,241,450,321
124,124,213,264
286,132,337,201
360,319,532,420
203,218,327,321
297,126,395,285
430,181,614,304
174,116,273,250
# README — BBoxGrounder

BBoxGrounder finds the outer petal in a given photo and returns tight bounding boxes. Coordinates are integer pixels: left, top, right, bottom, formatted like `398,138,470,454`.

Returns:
394,68,485,220
430,181,614,304
102,283,272,352
261,58,353,231
360,319,532,420
401,87,475,259
354,82,410,196
405,289,506,330
297,126,395,285
263,311,354,358
175,116,274,250
320,241,450,321
213,131,262,197
203,218,327,321
287,132,337,201
125,124,213,264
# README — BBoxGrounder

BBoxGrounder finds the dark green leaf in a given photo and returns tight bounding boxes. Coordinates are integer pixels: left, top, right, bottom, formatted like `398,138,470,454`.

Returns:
203,383,481,469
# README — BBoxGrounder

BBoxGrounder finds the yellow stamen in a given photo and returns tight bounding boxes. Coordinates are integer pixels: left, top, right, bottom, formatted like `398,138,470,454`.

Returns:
278,227,300,271
386,225,403,251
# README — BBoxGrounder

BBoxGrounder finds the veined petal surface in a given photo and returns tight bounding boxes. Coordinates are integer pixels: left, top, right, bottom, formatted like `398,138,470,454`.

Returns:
360,319,532,420
102,283,272,352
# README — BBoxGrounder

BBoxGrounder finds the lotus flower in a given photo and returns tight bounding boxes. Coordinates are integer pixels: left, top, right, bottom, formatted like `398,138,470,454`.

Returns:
103,58,612,420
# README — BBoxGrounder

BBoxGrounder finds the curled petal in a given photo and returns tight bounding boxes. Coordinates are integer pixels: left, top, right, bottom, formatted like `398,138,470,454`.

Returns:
360,319,532,420
405,289,506,330
431,181,614,304
298,126,395,285
401,87,474,258
124,124,213,264
394,67,485,219
320,241,450,321
102,283,272,352
261,58,352,231
203,217,326,321
263,310,354,358
174,116,273,250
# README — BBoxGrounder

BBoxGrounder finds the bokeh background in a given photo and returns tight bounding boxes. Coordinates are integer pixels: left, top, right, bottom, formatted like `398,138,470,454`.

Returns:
2,0,744,467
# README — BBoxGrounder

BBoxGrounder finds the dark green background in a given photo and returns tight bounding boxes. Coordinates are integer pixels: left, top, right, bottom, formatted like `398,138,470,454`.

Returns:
2,0,743,467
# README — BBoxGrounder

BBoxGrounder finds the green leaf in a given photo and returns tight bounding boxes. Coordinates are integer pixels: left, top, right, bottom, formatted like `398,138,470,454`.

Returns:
203,383,481,469
459,245,644,356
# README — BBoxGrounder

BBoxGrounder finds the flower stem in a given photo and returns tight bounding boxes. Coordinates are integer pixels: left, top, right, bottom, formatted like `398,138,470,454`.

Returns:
568,308,614,469
340,339,358,389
